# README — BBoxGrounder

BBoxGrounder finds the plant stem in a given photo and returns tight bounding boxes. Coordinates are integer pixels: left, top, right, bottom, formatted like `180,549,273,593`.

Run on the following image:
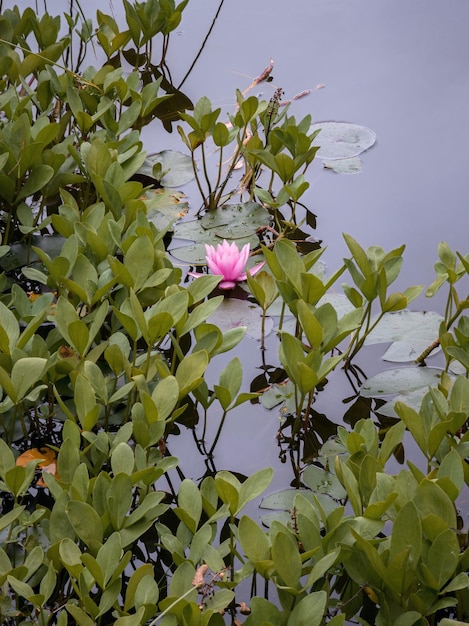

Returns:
208,409,228,457
147,585,200,626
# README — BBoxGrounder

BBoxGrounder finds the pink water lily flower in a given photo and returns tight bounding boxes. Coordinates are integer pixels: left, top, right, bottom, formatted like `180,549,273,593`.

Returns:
190,240,265,290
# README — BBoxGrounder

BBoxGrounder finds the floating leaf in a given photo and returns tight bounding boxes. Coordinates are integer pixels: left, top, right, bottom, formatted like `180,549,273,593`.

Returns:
172,202,270,259
364,310,443,362
143,150,194,187
144,187,188,228
208,298,273,340
323,157,362,174
360,367,444,417
302,464,347,500
311,121,376,160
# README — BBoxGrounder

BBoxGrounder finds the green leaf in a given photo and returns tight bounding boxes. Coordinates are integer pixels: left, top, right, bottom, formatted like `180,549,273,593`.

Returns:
66,604,95,626
305,549,340,587
390,500,422,566
17,165,54,201
175,479,202,534
10,357,46,401
239,515,270,563
124,235,154,291
426,528,460,588
414,479,456,529
238,467,274,514
151,376,179,422
111,442,135,475
272,530,302,589
286,590,327,626
214,472,240,516
66,501,104,554
203,588,235,613
175,350,209,398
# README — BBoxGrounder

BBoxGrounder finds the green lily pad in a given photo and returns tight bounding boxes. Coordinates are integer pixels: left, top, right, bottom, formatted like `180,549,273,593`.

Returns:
174,201,270,245
311,121,376,160
323,157,362,174
141,150,194,187
365,310,443,362
360,367,444,417
208,298,273,341
171,201,270,264
170,234,259,264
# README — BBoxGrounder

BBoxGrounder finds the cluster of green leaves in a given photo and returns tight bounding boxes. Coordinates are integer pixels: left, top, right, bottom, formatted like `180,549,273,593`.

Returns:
246,234,425,466
0,1,192,246
177,91,318,230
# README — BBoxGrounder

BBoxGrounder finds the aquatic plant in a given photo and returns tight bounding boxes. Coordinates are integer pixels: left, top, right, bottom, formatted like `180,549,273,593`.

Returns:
0,3,467,626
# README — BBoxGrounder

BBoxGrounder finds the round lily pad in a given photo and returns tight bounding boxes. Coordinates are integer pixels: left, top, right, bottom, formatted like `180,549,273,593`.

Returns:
311,121,376,160
360,366,445,417
364,310,443,362
198,202,271,239
143,150,194,187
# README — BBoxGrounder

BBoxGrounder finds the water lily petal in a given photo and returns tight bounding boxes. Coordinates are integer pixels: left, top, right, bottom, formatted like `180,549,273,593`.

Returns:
229,243,250,281
239,261,266,281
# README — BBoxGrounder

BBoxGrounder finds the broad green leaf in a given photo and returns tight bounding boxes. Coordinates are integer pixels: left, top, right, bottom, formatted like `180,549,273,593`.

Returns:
238,467,274,514
111,442,135,475
426,528,460,588
286,590,327,626
11,357,46,401
151,376,179,422
0,302,20,353
271,530,301,589
176,479,202,534
66,501,104,554
414,479,456,529
214,471,240,516
239,515,270,563
124,235,154,290
390,500,421,566
175,350,209,398
305,549,340,587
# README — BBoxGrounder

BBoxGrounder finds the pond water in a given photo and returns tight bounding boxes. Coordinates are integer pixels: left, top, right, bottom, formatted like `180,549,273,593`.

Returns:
16,0,469,490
